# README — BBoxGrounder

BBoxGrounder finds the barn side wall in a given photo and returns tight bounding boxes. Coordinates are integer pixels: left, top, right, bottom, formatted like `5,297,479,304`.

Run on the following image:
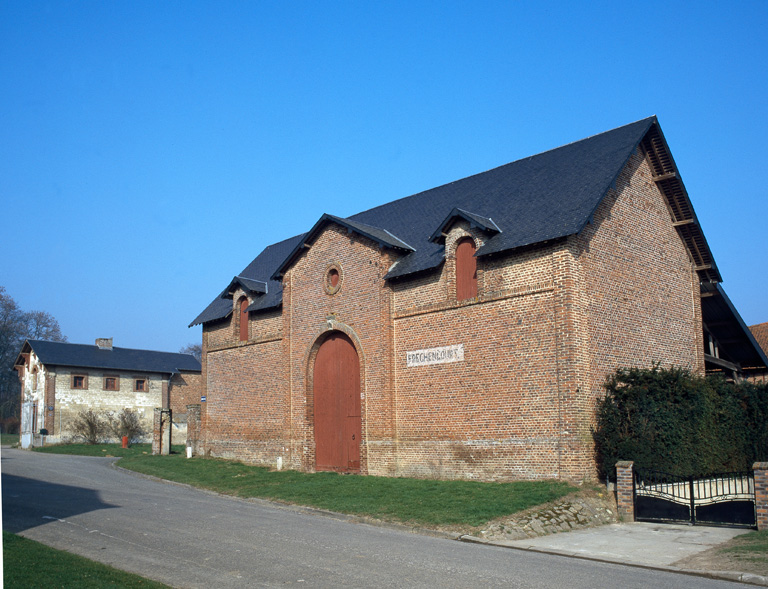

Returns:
199,149,704,482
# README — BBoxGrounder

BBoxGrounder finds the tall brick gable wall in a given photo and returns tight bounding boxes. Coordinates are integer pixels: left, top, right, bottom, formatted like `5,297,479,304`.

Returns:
577,148,703,384
199,149,704,482
284,226,398,474
559,148,703,479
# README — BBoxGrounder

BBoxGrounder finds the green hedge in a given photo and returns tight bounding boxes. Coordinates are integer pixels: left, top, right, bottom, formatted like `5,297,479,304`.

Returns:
593,365,768,481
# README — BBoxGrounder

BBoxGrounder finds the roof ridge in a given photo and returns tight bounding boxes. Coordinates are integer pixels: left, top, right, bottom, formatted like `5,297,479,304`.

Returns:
30,339,195,357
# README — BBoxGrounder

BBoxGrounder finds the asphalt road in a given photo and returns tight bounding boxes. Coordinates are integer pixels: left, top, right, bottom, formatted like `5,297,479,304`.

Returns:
1,448,744,588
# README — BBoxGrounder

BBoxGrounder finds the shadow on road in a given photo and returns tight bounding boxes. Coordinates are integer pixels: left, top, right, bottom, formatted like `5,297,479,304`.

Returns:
2,472,117,533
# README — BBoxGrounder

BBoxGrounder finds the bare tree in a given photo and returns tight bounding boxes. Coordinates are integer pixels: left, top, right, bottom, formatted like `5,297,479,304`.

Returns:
0,287,25,429
24,310,68,342
179,342,202,362
0,286,67,431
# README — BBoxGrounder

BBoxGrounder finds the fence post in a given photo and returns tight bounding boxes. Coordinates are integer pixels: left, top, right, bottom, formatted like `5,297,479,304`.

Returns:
152,408,172,456
755,462,768,531
616,461,635,522
152,408,162,455
186,404,201,457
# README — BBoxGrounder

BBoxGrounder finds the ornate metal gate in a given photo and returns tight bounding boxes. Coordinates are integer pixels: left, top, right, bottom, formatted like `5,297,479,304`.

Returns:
634,469,756,528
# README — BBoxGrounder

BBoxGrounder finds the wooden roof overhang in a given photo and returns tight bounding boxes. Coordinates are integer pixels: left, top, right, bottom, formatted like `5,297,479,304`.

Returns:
701,282,768,375
640,124,721,284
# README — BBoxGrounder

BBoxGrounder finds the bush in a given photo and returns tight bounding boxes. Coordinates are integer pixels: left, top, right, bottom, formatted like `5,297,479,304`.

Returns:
107,408,146,444
71,409,109,444
0,416,20,434
593,365,768,481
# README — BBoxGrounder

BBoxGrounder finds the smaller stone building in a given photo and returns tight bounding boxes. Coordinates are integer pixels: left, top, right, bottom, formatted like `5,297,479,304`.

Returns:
14,338,201,448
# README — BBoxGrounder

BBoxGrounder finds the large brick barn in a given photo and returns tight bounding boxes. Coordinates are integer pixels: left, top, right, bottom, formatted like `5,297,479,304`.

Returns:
191,117,766,482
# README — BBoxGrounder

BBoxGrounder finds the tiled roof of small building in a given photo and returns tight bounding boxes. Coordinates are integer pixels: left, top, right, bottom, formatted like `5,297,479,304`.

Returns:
17,340,201,374
750,322,768,357
191,116,714,327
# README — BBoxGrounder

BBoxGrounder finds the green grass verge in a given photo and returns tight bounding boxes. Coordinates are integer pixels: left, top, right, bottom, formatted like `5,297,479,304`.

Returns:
1,433,19,446
116,452,575,527
33,443,185,458
30,442,576,528
3,531,169,588
720,530,768,565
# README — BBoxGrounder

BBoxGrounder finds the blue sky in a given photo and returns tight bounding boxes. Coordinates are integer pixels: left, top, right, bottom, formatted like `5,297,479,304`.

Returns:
1,1,766,353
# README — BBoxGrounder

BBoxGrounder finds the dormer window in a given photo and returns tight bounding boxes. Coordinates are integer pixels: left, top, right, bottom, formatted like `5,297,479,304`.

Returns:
238,297,249,342
456,237,478,301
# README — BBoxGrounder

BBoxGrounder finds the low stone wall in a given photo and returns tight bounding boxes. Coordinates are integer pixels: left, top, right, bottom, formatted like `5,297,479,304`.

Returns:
480,492,618,541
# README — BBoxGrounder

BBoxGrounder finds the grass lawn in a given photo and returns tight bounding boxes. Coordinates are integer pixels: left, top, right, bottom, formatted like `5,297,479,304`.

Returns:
33,442,575,528
3,531,169,588
117,452,575,528
33,442,185,458
1,433,19,446
719,530,768,570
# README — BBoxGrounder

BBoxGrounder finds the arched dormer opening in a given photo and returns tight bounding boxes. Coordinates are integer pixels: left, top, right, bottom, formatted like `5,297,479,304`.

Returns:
455,237,478,301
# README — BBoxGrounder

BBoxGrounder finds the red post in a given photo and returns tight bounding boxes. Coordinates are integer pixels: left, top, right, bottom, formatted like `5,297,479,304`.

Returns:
616,461,635,522
122,436,129,449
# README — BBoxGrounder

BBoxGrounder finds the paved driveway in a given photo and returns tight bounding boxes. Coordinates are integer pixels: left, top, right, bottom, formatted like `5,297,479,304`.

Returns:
1,449,743,588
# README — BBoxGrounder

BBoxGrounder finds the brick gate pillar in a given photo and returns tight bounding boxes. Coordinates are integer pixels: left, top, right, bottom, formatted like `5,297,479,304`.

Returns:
186,404,201,456
152,408,172,456
754,462,768,531
616,461,635,522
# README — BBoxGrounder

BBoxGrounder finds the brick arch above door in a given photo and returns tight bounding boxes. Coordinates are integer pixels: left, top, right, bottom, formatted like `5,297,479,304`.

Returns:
303,320,367,473
312,332,361,472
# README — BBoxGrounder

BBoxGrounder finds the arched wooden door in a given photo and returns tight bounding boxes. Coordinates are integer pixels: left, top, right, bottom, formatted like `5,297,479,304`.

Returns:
313,332,361,472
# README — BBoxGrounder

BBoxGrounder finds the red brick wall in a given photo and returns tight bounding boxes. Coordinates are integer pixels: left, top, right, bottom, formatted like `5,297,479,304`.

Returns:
394,291,560,480
168,372,202,416
577,148,703,386
205,338,287,462
204,304,286,463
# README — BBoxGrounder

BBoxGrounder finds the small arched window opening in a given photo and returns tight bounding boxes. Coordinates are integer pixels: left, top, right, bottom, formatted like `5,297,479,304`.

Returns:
238,297,249,342
455,237,478,301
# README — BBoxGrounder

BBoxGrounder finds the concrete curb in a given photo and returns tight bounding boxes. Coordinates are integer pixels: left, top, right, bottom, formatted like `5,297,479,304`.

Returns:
113,462,766,585
459,535,768,587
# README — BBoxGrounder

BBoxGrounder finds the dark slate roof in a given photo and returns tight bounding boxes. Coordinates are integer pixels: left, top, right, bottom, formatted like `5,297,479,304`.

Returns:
191,235,303,326
272,214,415,279
193,116,715,327
227,276,268,295
429,208,501,243
373,116,656,278
17,340,202,374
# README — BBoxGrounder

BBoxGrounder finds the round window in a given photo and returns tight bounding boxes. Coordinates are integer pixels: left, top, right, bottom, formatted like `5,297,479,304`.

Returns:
324,264,343,295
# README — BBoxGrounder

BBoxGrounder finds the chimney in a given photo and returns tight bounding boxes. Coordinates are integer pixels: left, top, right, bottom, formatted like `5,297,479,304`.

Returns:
96,338,113,350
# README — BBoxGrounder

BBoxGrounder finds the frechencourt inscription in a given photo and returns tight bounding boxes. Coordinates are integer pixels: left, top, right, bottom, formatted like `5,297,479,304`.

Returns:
406,344,464,367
